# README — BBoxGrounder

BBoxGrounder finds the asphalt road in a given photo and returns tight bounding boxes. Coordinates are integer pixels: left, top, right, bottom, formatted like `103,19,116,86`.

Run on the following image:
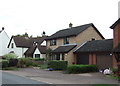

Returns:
2,72,47,84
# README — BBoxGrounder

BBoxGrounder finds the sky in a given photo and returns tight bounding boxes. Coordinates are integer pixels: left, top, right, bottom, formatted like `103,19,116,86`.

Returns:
0,0,120,39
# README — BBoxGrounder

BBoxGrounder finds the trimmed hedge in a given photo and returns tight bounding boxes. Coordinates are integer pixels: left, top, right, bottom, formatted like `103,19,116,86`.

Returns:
66,64,98,74
2,60,8,68
8,58,18,67
3,53,18,60
17,58,33,68
48,60,68,70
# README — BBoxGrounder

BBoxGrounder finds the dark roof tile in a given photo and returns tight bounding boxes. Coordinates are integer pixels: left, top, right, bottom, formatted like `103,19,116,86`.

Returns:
74,39,113,53
52,44,77,53
46,23,104,40
110,18,120,29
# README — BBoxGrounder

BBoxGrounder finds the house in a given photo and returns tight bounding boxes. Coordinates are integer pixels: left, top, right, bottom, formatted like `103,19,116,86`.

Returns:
110,18,120,68
8,35,47,58
45,23,104,64
0,27,10,57
74,39,113,69
74,18,120,69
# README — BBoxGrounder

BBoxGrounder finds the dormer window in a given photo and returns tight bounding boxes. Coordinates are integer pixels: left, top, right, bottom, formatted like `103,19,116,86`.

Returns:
64,37,69,45
50,39,56,46
11,43,14,48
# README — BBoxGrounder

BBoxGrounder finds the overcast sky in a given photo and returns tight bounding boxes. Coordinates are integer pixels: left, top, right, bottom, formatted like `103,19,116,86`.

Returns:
0,0,119,39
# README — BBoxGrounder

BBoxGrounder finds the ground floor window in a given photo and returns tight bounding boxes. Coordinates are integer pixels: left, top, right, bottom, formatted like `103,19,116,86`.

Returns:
35,54,40,58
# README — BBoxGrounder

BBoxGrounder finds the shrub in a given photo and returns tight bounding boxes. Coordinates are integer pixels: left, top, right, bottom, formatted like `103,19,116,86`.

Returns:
2,60,8,68
2,67,18,70
17,58,33,68
48,60,68,70
33,58,45,61
3,53,18,60
66,64,98,74
8,58,18,67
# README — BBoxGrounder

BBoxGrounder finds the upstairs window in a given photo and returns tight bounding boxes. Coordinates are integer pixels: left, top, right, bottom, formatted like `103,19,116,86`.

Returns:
64,37,69,45
11,43,14,48
50,39,56,46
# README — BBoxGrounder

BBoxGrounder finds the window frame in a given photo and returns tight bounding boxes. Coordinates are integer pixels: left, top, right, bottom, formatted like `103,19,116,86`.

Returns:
63,37,69,45
50,39,56,46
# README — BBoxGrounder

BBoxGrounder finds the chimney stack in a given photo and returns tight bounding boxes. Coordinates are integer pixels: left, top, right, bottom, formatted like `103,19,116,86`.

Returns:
2,27,4,30
41,31,46,37
69,23,73,28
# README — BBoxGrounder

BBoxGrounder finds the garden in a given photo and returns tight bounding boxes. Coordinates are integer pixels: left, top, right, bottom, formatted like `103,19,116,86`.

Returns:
1,53,120,82
1,53,47,70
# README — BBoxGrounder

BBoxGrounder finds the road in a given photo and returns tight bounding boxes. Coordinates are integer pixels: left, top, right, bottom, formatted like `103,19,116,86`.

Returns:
2,72,47,84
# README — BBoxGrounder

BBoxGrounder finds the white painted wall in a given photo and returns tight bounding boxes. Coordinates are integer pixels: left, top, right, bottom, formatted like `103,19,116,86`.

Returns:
8,38,28,58
33,47,46,59
0,30,10,56
41,40,46,46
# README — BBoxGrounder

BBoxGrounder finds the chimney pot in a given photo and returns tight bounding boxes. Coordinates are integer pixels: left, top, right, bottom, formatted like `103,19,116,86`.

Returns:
69,23,73,28
2,27,4,30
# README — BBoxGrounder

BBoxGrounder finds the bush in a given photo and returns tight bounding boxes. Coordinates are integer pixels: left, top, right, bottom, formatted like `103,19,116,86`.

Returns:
17,58,33,68
8,58,18,67
2,60,8,68
2,67,18,70
33,58,45,61
48,60,68,70
3,53,18,60
66,64,98,74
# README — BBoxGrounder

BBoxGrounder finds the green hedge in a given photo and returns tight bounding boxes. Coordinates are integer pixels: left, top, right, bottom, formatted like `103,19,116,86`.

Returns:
66,64,98,74
48,60,68,70
17,58,33,68
2,60,9,68
3,53,18,60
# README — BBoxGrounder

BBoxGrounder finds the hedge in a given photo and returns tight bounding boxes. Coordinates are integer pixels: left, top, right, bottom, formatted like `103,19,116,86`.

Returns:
17,58,33,68
2,60,9,68
66,64,98,74
48,60,68,70
8,58,18,67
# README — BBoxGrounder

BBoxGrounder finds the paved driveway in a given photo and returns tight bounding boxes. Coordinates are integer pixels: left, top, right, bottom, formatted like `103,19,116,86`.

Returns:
3,68,119,84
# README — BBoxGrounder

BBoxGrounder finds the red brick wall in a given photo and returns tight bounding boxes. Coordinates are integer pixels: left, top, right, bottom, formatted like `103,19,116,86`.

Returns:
113,23,120,48
89,53,96,65
113,22,120,68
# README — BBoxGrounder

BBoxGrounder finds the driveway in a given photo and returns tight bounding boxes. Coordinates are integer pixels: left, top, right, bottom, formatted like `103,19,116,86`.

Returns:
3,68,119,84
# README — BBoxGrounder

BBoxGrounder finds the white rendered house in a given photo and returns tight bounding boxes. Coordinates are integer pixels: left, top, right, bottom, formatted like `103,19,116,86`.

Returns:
8,36,47,58
0,27,10,56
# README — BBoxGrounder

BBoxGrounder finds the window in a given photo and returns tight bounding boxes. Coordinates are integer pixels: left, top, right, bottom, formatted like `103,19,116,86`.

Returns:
64,37,69,45
35,54,40,58
11,43,14,48
50,39,56,46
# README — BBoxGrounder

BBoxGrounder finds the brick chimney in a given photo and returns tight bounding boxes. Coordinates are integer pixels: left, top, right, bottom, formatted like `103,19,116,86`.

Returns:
69,23,73,28
110,18,120,48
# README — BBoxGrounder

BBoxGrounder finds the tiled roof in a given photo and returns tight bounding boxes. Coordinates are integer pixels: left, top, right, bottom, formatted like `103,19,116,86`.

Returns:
46,23,104,40
52,45,77,53
74,39,113,53
8,36,46,48
110,18,120,29
24,45,46,55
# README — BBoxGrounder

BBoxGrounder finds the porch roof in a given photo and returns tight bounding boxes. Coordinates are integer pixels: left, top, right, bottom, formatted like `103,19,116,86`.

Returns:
52,45,77,53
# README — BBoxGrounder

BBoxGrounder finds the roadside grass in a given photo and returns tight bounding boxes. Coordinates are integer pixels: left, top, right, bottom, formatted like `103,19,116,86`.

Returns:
38,64,48,69
106,74,120,80
2,67,19,70
92,84,119,86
